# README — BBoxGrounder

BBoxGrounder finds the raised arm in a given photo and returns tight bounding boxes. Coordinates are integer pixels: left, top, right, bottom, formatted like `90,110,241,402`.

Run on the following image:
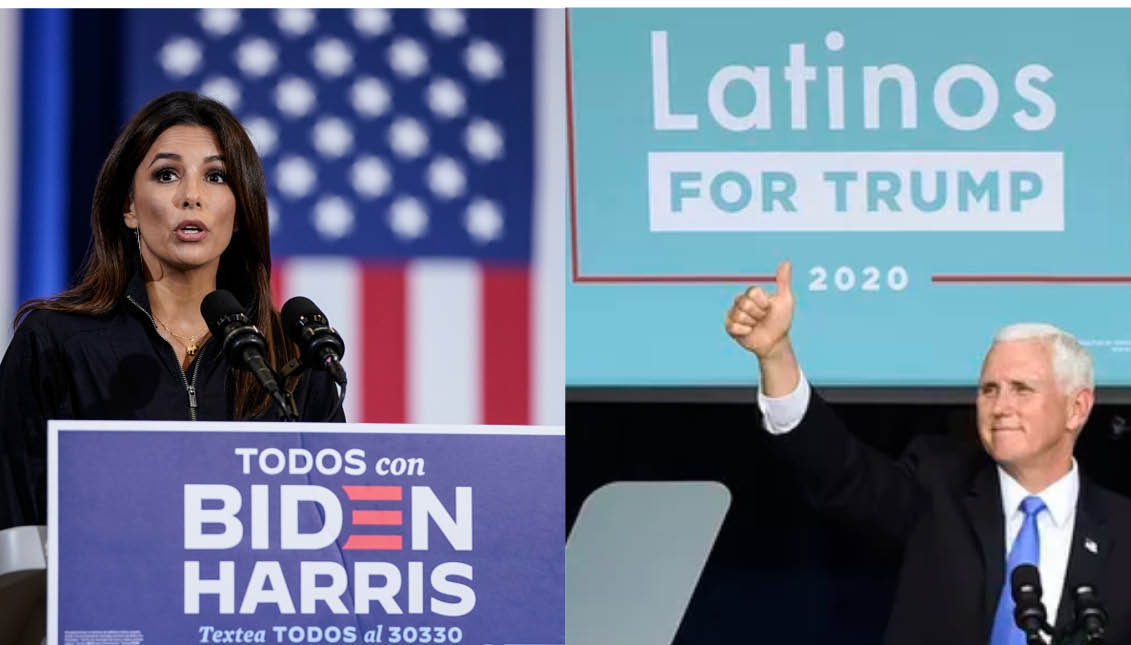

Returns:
724,260,925,544
724,260,800,397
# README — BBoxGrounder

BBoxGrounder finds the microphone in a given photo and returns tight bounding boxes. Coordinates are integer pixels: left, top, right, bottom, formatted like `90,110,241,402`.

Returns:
201,290,294,420
1073,584,1107,643
1012,564,1051,643
280,296,347,386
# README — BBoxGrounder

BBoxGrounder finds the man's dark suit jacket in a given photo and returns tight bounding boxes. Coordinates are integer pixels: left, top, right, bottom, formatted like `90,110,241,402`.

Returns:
772,390,1131,644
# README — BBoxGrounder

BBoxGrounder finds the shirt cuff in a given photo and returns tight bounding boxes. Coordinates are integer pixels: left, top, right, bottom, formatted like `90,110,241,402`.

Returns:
757,370,811,435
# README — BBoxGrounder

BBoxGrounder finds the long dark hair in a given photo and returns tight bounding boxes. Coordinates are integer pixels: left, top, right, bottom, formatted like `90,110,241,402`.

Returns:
16,90,294,420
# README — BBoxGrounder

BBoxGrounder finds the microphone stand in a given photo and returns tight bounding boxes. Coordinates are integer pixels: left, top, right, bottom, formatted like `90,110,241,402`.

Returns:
1050,617,1106,644
276,379,299,422
264,368,297,422
268,359,299,421
1054,630,1101,644
1029,620,1055,644
1053,625,1105,644
278,357,345,422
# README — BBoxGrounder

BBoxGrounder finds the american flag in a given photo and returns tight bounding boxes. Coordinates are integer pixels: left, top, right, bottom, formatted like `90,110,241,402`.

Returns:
120,8,562,426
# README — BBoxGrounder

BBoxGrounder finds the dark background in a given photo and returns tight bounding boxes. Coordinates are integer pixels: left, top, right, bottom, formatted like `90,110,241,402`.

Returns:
566,392,1131,643
36,10,125,284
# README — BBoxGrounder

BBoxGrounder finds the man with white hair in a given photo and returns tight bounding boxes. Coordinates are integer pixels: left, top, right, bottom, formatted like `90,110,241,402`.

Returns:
724,261,1131,645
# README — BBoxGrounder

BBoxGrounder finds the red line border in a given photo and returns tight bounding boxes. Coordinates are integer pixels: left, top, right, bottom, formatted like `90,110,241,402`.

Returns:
575,275,776,284
933,275,1131,283
566,8,581,284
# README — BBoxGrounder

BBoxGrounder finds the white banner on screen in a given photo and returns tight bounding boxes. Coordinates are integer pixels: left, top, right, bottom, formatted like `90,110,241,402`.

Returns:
649,151,1064,232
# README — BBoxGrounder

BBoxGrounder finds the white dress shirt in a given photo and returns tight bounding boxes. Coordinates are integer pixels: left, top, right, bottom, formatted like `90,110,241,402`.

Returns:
998,460,1077,631
757,375,1079,628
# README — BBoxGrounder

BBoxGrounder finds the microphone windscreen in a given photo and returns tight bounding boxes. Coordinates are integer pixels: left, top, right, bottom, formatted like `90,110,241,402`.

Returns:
281,296,323,332
1012,564,1042,597
201,289,245,336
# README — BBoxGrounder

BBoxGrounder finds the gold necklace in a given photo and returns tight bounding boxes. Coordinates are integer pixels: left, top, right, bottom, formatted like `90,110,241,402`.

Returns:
152,312,208,357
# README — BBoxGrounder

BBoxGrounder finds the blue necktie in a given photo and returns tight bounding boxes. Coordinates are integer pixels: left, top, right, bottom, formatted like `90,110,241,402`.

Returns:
990,495,1047,645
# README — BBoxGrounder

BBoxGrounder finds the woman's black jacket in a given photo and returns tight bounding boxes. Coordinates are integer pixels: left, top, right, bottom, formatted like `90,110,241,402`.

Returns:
0,273,345,529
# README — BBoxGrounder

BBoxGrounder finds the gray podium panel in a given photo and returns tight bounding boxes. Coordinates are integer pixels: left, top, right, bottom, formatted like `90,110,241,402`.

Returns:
566,481,731,645
0,525,47,645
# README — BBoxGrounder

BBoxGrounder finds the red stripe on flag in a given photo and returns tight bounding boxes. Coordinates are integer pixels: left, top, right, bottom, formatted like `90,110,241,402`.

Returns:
362,264,407,422
270,261,286,310
353,510,403,525
343,535,403,550
342,485,402,501
481,266,531,424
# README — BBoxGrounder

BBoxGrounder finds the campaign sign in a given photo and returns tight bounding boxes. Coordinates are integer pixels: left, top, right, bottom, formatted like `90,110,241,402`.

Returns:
567,9,1131,388
48,421,563,645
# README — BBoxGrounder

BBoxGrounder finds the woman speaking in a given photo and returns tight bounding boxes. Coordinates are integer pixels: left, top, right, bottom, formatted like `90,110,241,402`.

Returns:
0,91,344,530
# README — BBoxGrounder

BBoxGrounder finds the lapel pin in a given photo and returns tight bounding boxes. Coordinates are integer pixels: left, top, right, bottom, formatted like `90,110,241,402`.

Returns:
1085,538,1098,554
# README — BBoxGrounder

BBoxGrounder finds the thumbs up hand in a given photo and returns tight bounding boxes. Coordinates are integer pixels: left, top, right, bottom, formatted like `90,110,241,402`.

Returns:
725,261,795,360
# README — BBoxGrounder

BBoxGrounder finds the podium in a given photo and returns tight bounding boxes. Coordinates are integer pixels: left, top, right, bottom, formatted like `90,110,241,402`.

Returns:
566,482,730,645
35,420,563,645
0,525,46,645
